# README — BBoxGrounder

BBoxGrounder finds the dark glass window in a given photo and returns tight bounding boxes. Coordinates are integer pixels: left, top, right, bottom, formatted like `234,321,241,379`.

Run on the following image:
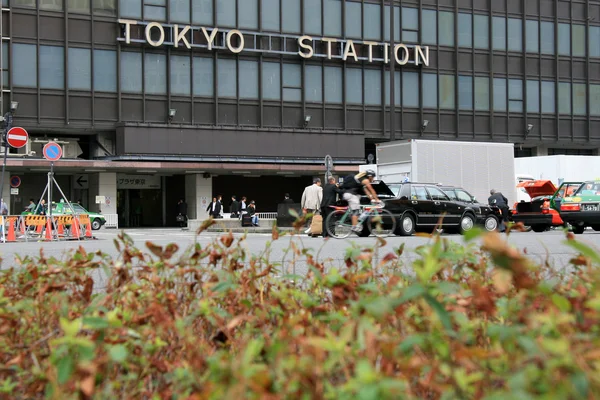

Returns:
458,75,473,110
474,15,489,49
170,55,191,96
193,57,213,97
458,13,472,48
439,11,455,47
262,62,280,101
144,53,167,94
121,52,142,93
12,43,37,88
93,49,117,92
305,64,322,103
68,48,91,90
262,0,280,32
40,45,65,90
325,66,343,104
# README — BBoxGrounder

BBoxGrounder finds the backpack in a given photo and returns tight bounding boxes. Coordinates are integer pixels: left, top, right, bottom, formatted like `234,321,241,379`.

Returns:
340,175,357,190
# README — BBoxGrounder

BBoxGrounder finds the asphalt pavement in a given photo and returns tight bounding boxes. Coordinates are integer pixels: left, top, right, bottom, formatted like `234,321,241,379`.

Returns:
1,228,598,289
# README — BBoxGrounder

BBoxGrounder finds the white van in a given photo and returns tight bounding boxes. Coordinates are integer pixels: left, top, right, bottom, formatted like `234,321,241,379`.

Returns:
516,174,535,203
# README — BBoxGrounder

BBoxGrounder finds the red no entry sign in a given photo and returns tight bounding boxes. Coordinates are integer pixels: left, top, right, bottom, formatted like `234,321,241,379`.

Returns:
43,141,63,162
6,127,29,149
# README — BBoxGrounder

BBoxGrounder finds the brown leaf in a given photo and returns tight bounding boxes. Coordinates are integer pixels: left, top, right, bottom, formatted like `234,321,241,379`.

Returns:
6,354,22,366
220,232,234,248
272,225,280,241
492,269,512,295
80,376,95,397
570,255,589,266
163,243,179,259
146,242,163,258
196,217,216,234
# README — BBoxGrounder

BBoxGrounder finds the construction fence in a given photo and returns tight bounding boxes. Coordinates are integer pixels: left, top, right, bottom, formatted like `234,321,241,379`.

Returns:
1,214,95,243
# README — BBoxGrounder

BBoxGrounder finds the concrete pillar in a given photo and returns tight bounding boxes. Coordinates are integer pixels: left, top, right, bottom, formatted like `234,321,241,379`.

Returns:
98,172,117,215
535,146,549,156
185,174,212,220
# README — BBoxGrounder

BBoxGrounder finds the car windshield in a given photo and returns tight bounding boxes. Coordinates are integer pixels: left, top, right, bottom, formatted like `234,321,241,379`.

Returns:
575,182,600,196
386,184,403,197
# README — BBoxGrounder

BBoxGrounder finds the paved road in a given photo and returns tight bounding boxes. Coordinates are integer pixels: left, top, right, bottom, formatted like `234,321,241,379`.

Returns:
1,228,598,288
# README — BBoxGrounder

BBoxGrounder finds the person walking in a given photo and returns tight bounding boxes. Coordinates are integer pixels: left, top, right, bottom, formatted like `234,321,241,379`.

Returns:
230,195,240,218
206,197,222,218
217,195,224,218
177,198,188,228
301,177,323,234
488,189,509,232
283,193,294,204
239,196,247,219
320,176,343,237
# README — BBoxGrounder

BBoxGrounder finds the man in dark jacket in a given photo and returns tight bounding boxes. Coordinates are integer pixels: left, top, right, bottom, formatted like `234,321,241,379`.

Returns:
177,199,188,228
230,196,240,218
488,189,509,231
206,197,222,218
283,193,294,204
320,176,343,237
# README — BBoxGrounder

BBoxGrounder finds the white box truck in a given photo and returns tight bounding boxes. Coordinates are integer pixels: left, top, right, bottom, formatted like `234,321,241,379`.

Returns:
515,155,600,185
376,139,517,205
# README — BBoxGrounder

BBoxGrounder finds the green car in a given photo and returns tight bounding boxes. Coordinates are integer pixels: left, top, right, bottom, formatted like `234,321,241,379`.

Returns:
22,201,106,230
558,181,600,234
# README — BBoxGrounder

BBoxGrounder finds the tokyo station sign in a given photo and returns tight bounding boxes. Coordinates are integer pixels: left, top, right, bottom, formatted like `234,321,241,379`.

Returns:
118,19,430,67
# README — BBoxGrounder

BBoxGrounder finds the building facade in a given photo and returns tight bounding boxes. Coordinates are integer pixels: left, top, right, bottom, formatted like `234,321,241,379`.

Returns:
1,0,600,225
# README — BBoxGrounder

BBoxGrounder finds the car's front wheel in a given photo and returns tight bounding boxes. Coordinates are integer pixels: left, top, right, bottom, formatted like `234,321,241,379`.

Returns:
91,218,102,230
459,213,476,235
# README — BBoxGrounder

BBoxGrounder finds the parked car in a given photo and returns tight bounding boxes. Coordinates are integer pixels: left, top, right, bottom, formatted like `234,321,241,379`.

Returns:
558,181,600,234
438,185,502,231
368,181,487,236
22,201,106,230
511,180,582,233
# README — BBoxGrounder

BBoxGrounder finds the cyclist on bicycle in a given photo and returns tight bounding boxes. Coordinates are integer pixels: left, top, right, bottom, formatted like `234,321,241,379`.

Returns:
340,170,381,232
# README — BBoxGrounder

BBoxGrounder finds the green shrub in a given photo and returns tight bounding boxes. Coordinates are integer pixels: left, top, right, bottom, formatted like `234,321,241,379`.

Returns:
1,228,599,399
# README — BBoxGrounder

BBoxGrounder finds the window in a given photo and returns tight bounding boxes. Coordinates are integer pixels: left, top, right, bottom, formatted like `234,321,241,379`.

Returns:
508,79,523,112
492,17,506,51
239,0,258,29
493,78,507,112
120,52,142,92
526,20,539,53
170,55,191,96
572,24,586,57
422,73,437,108
12,44,36,87
282,0,301,33
239,60,258,99
282,63,301,101
304,0,322,35
68,48,91,90
526,80,539,113
364,69,381,106
40,45,64,89
439,75,455,110
193,0,213,25
573,83,586,115
305,65,322,103
324,0,342,37
262,62,280,101
144,53,167,94
325,66,343,104
2,42,8,86
68,0,90,13
170,0,189,23
444,190,457,200
590,85,600,116
590,26,600,58
439,11,455,47
421,9,437,45
11,0,36,7
456,190,472,203
145,0,166,21
93,49,117,92
558,82,571,114
507,18,522,52
474,15,489,49
411,186,430,200
384,70,400,106
426,186,449,201
458,75,473,110
541,21,555,55
541,81,555,113
402,7,418,43
217,58,236,97
40,0,63,11
93,0,116,16
458,13,472,48
120,0,141,18
364,3,381,40
193,57,213,97
346,68,362,104
217,0,236,27
474,77,489,111
262,0,280,32
345,1,362,39
384,5,400,42
558,23,570,56
402,71,419,108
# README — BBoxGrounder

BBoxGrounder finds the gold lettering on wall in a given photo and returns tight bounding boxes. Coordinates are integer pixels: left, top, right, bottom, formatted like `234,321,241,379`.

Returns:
394,44,409,65
321,37,337,60
118,19,138,44
298,36,314,58
201,27,219,50
415,45,429,67
173,25,191,49
145,22,165,47
342,40,358,62
364,41,377,63
226,30,244,53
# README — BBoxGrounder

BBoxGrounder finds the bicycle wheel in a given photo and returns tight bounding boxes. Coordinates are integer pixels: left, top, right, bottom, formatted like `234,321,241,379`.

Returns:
367,209,396,237
326,209,353,239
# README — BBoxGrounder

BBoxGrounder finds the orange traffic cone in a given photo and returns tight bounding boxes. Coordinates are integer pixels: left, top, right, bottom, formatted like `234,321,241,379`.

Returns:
57,220,64,236
7,218,16,242
19,218,26,235
36,222,43,234
72,217,81,238
85,220,92,238
45,218,53,241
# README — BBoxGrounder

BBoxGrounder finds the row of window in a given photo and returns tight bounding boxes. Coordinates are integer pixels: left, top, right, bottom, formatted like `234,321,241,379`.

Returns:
10,0,116,15
9,43,600,116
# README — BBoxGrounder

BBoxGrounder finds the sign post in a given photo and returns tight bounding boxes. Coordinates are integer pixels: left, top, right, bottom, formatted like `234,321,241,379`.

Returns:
42,142,64,232
0,121,27,214
324,155,333,181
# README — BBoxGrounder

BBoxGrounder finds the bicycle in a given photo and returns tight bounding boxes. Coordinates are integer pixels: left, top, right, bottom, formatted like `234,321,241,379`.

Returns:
325,203,396,238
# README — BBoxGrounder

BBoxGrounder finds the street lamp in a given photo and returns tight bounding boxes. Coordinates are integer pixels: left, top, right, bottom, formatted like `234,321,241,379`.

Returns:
0,101,19,213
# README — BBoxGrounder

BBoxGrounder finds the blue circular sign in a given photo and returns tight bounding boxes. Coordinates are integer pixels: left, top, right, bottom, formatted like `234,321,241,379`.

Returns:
43,142,63,162
10,176,21,188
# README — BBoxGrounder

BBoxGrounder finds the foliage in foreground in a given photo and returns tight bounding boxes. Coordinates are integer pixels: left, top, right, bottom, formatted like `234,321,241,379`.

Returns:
1,227,600,399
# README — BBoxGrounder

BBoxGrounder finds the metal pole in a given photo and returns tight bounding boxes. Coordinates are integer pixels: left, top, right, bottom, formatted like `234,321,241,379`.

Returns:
0,113,11,212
